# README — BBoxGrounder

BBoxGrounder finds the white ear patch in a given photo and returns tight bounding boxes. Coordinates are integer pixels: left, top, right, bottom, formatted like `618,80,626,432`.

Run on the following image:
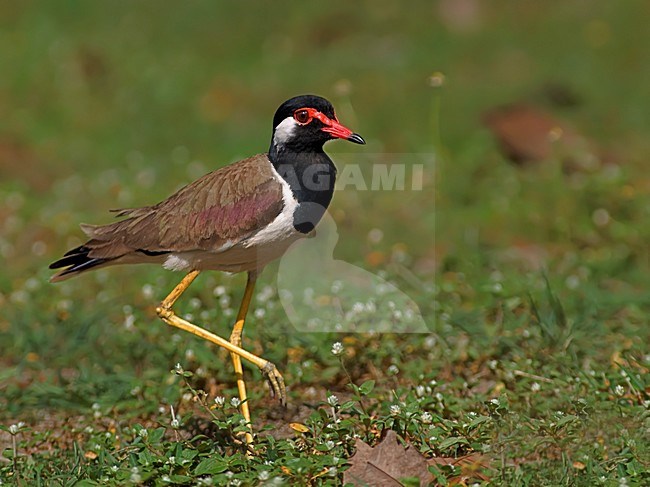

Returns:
273,116,298,147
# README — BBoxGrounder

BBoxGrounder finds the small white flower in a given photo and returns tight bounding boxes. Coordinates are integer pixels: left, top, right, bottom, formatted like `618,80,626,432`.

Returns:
327,395,339,407
231,397,241,407
389,404,401,415
490,398,499,406
138,428,148,438
421,412,433,424
325,440,335,449
416,385,426,397
214,396,225,407
8,424,19,434
171,419,180,429
387,364,399,375
256,285,274,303
123,313,135,330
168,456,176,464
531,382,541,392
130,467,141,483
258,471,270,481
161,475,171,483
141,284,154,299
213,285,226,296
615,385,625,397
487,360,498,370
174,363,183,373
331,342,344,356
111,465,119,472
328,467,337,476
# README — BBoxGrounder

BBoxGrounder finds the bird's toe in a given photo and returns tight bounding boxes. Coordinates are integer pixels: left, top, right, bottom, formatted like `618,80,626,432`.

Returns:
261,362,287,406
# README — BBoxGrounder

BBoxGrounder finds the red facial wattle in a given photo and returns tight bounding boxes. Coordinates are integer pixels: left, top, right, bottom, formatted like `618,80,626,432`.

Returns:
293,107,366,145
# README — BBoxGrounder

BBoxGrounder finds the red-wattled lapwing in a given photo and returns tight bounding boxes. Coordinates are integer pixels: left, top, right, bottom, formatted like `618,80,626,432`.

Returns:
49,94,365,446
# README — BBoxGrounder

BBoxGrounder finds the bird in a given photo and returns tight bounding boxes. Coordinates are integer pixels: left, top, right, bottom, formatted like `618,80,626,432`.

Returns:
49,94,365,447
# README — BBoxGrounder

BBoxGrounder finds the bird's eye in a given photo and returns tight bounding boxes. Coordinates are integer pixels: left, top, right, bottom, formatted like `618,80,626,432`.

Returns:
294,109,311,124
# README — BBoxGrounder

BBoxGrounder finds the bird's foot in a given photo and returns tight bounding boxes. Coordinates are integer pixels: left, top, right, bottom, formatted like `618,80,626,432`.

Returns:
260,362,286,406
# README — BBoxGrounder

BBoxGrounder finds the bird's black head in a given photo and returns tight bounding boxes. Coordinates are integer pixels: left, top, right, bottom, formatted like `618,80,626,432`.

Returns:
270,94,365,153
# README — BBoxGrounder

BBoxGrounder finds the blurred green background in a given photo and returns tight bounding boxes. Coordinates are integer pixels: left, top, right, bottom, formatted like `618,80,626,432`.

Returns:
1,1,649,484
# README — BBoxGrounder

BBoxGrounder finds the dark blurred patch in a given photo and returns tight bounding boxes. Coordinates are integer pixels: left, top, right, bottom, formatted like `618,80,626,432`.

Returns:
483,104,572,164
0,137,56,191
76,46,109,85
538,81,583,108
483,104,610,172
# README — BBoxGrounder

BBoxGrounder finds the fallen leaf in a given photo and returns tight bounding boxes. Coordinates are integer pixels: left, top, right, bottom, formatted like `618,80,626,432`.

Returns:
344,430,435,486
344,431,491,486
428,453,492,485
483,104,605,172
289,422,309,433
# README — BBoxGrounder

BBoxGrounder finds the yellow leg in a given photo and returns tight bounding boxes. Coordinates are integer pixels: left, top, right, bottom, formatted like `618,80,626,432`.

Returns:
155,271,286,443
229,272,257,447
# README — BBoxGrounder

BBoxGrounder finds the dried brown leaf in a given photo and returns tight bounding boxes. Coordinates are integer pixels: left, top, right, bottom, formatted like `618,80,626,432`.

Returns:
344,430,431,486
345,431,492,486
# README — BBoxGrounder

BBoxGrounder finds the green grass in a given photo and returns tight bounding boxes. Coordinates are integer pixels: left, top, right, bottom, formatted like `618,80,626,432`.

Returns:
1,1,650,485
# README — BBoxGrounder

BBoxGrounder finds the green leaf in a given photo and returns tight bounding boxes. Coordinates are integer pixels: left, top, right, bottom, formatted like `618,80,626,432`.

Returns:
194,457,228,475
555,414,579,428
359,380,375,395
468,415,491,429
170,474,192,483
148,427,165,443
437,436,469,450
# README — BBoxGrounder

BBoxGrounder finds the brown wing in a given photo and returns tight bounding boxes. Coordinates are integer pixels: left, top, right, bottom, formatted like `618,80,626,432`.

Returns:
80,153,284,259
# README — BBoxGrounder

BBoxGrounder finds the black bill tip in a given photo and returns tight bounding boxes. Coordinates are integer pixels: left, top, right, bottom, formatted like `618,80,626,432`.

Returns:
347,133,366,145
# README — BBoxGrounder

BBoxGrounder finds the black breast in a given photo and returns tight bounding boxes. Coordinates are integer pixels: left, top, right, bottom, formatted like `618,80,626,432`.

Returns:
272,151,337,234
